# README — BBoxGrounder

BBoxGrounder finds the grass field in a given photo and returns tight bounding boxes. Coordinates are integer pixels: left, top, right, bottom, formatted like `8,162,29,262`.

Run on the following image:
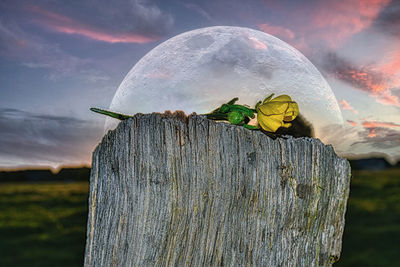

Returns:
336,168,400,266
0,182,88,267
0,169,399,266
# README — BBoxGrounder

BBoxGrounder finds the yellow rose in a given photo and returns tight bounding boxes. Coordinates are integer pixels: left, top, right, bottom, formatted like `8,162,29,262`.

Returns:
256,94,299,132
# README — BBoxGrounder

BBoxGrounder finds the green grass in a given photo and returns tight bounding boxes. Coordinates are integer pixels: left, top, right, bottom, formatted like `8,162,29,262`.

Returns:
0,169,399,266
336,168,400,267
0,182,88,267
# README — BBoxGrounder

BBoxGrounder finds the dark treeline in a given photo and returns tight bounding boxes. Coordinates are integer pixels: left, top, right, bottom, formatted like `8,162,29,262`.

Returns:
349,158,399,171
0,167,90,183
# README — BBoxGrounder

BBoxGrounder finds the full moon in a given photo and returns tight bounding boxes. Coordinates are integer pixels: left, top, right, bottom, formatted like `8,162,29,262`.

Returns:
107,26,343,142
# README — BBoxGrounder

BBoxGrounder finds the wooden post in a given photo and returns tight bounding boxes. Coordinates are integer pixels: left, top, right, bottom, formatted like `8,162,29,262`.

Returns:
84,113,351,266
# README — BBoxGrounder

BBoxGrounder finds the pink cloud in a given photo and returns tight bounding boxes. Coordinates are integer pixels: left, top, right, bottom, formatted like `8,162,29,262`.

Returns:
372,48,400,106
326,52,400,108
28,5,158,44
340,99,358,114
375,91,400,107
259,0,390,52
257,24,295,41
341,67,400,107
248,37,268,50
258,1,398,108
309,1,400,109
50,25,157,44
347,120,358,127
305,0,390,48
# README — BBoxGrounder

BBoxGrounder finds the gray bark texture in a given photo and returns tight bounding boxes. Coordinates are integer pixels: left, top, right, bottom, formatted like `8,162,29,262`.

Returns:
84,112,351,267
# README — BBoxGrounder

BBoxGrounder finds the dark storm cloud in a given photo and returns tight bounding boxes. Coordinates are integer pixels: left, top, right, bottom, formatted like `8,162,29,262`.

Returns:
372,0,400,36
319,52,385,93
351,127,400,149
316,51,400,107
0,109,103,166
351,120,400,149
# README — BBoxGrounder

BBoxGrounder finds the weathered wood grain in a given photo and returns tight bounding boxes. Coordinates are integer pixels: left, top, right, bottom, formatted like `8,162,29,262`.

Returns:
84,112,351,266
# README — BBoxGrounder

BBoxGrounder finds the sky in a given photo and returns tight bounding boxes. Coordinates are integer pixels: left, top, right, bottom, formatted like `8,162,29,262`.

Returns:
0,0,399,169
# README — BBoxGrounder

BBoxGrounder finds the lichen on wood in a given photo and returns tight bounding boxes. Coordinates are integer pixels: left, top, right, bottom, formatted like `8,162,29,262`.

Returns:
84,112,351,266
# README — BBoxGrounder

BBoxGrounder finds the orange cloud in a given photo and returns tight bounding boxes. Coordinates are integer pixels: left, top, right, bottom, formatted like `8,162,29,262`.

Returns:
28,5,158,43
338,68,399,107
347,69,384,92
362,121,400,128
345,68,399,106
347,120,358,127
340,99,359,114
368,129,377,137
361,120,400,138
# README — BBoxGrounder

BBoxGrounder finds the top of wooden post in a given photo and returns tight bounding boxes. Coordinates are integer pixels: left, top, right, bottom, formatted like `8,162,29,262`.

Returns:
85,112,351,267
